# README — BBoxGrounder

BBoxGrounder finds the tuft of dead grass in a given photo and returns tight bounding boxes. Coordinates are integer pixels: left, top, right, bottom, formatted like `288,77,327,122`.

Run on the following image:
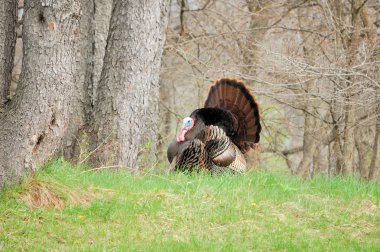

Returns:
19,177,113,210
20,179,65,209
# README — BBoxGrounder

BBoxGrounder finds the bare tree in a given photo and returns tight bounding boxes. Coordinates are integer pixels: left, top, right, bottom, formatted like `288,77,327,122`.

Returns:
158,0,379,179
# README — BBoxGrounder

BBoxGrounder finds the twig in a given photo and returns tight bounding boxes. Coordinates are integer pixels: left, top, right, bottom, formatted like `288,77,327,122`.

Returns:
159,100,184,120
80,165,123,174
79,132,113,164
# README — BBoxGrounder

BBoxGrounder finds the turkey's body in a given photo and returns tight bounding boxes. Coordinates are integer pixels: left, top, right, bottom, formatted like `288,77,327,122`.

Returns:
167,78,261,173
174,125,247,173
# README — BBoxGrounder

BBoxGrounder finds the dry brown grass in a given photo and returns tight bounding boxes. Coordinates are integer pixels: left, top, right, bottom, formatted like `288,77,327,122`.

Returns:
20,179,65,209
19,177,113,210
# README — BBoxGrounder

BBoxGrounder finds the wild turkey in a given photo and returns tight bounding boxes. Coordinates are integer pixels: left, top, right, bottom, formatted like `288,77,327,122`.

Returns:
167,78,261,173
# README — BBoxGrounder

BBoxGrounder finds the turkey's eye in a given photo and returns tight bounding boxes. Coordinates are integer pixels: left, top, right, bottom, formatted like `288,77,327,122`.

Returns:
182,117,193,129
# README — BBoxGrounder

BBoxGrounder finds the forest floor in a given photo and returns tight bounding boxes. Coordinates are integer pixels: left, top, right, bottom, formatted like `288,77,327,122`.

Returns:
0,158,379,251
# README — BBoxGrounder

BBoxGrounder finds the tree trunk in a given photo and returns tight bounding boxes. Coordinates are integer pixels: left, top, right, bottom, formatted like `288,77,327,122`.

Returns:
329,82,344,175
92,0,170,169
158,74,175,162
369,127,380,180
243,0,272,167
295,8,318,178
329,139,343,176
341,106,355,174
297,112,317,178
0,0,82,188
0,0,17,108
341,0,363,174
243,0,272,75
91,0,112,108
354,128,370,178
63,0,113,161
62,0,95,160
369,88,380,180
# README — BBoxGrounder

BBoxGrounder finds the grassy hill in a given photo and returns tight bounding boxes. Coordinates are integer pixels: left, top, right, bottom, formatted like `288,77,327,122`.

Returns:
0,158,379,251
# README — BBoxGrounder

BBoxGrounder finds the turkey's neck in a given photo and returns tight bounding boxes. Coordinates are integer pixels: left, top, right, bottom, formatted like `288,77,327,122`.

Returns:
193,119,206,141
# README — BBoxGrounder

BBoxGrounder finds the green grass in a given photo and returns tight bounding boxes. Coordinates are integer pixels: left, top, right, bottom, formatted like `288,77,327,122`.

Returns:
0,158,379,251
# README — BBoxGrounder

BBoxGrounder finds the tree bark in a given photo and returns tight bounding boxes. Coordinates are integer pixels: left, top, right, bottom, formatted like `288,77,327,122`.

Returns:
297,112,317,178
341,107,355,174
354,128,370,178
91,0,112,108
62,0,113,161
369,126,380,180
62,0,95,159
92,0,170,169
0,0,17,109
341,0,363,174
242,0,272,167
369,87,380,180
329,85,343,175
0,0,82,188
295,7,319,178
243,0,272,75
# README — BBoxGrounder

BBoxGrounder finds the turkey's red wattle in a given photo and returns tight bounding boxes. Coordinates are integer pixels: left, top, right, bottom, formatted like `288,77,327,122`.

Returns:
176,126,188,142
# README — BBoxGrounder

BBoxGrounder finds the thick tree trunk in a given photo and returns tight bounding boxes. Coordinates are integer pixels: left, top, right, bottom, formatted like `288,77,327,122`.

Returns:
63,0,113,161
0,0,17,108
62,0,95,159
0,0,82,188
91,0,112,107
92,0,170,169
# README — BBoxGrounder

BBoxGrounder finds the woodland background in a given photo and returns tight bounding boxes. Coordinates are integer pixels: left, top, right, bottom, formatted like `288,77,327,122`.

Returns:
1,0,380,188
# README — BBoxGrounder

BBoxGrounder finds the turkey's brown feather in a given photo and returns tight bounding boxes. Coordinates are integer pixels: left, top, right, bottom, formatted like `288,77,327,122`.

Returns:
175,139,210,172
212,144,236,167
203,125,235,166
228,144,247,173
204,78,261,153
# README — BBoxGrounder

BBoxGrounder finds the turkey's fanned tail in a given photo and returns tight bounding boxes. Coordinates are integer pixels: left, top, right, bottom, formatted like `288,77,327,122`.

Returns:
204,78,261,153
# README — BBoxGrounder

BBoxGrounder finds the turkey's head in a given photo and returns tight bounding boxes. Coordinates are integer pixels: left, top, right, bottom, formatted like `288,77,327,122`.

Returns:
176,113,205,143
167,113,205,164
176,117,194,142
